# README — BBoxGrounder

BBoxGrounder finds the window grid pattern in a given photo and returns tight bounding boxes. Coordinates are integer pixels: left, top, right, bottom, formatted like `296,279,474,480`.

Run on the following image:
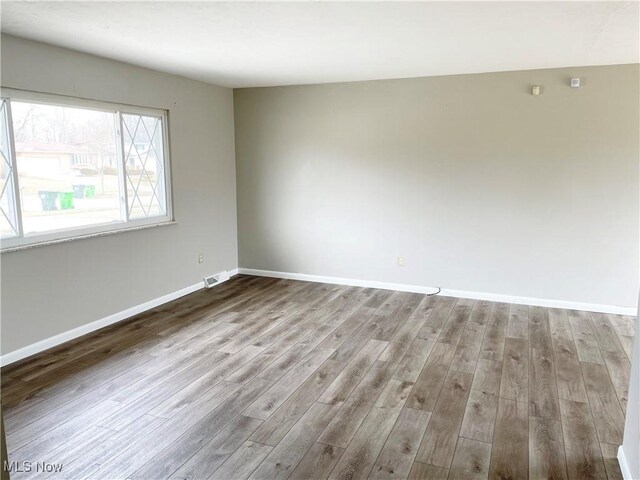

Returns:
122,114,166,219
0,100,20,238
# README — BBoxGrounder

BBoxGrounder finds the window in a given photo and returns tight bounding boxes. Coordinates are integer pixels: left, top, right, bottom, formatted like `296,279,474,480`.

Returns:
0,89,172,251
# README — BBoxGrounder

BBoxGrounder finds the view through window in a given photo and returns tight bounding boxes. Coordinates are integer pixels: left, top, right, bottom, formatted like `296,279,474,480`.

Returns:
0,92,172,249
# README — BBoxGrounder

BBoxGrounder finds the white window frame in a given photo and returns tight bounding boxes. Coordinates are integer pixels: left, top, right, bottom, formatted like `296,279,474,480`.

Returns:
0,88,174,252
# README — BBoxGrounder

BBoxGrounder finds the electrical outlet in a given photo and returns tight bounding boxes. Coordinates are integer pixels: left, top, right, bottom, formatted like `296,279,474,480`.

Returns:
198,253,204,264
397,256,405,267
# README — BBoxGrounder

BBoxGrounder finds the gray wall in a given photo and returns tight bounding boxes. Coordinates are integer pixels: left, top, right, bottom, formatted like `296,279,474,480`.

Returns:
0,35,238,355
235,65,639,309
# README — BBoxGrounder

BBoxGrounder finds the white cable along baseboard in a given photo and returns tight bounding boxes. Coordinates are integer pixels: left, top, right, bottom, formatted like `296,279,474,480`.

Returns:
238,268,637,316
0,268,239,367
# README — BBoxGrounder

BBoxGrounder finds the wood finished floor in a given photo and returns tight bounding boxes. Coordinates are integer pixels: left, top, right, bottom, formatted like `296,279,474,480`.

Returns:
1,275,634,480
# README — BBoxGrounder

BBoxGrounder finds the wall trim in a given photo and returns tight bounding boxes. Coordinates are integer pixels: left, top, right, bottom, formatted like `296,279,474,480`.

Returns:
238,268,637,316
1,268,240,367
618,445,632,480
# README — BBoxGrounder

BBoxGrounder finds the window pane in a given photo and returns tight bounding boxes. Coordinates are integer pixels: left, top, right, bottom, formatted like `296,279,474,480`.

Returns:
11,101,122,235
0,100,19,238
122,113,166,219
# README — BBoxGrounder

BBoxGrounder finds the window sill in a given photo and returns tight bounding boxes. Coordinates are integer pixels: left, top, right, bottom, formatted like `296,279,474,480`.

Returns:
1,220,178,254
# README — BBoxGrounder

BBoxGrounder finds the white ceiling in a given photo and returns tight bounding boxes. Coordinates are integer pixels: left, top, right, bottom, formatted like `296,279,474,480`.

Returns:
1,1,638,88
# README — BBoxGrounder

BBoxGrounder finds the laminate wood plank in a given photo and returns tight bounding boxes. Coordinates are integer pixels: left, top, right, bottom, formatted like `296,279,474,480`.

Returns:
601,350,631,412
373,293,424,342
249,358,344,446
479,303,509,362
328,378,413,480
405,343,457,412
293,283,345,306
209,441,273,480
292,322,339,353
255,343,314,382
568,310,605,365
101,352,237,431
415,370,474,468
318,361,395,448
407,462,449,480
451,301,491,373
229,332,323,387
112,347,229,403
529,306,552,353
4,366,144,436
219,307,300,354
99,379,272,480
437,299,475,346
322,288,375,328
289,443,344,480
144,317,239,357
370,407,431,480
6,369,143,450
529,416,568,480
416,296,457,342
506,304,529,340
10,399,124,461
580,362,625,445
132,341,222,377
51,414,166,480
529,346,560,419
488,398,528,480
318,339,388,406
559,399,607,480
499,338,528,403
459,359,501,443
364,290,395,309
617,335,634,363
249,402,339,480
393,339,435,382
600,442,624,480
548,308,573,341
243,347,335,420
168,415,264,480
372,291,413,320
399,295,440,332
589,313,626,355
319,306,378,350
329,307,392,367
608,315,635,337
149,345,264,418
36,426,116,480
255,288,349,351
448,437,492,480
3,330,156,407
378,296,436,368
229,281,309,325
552,336,589,403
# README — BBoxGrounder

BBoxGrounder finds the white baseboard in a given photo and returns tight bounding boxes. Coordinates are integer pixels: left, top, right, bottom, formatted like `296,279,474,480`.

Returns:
1,269,239,367
238,268,637,316
618,445,633,480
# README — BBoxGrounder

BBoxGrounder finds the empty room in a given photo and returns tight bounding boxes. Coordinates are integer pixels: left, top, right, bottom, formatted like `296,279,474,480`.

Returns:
0,1,639,479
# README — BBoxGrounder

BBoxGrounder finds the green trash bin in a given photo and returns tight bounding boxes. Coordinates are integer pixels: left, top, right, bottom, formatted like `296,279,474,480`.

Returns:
58,192,74,210
84,185,96,198
38,191,58,211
